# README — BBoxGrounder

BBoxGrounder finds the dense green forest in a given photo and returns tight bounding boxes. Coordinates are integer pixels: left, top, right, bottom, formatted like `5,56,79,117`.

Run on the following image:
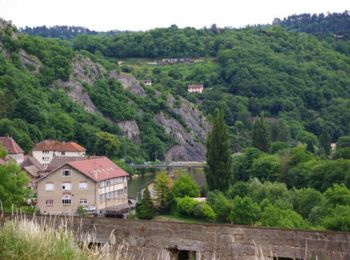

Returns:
273,11,350,37
20,25,124,40
2,12,350,159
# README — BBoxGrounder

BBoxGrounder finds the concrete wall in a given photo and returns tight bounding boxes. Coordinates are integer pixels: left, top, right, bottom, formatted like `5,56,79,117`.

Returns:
14,215,350,260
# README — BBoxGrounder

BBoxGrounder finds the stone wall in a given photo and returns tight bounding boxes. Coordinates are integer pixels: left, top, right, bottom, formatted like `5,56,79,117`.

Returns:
4,215,350,259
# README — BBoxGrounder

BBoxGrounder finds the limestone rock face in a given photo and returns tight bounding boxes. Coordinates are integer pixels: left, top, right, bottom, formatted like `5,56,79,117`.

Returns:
110,72,146,96
117,120,140,144
155,112,207,161
19,49,42,74
54,55,105,114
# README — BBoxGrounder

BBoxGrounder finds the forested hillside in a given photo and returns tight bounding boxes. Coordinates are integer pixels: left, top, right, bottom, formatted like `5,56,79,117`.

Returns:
0,19,208,163
1,11,350,161
273,11,350,37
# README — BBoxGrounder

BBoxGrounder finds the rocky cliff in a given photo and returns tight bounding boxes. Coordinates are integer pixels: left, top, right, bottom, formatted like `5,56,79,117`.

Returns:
52,53,209,161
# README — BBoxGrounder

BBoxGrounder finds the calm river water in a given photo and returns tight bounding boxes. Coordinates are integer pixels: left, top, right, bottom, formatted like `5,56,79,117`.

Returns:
127,169,207,200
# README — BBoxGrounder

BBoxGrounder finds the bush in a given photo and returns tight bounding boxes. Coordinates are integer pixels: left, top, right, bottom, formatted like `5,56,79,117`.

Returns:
172,175,200,198
322,205,350,231
194,203,217,222
228,196,261,225
177,196,199,216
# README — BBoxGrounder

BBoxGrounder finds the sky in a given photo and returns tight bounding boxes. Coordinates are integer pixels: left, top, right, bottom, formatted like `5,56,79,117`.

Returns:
0,0,349,31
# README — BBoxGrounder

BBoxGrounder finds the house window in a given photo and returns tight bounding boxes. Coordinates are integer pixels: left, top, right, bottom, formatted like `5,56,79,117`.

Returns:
61,151,65,155
62,169,71,177
45,183,54,191
62,195,72,205
62,182,72,190
80,199,88,205
79,182,88,190
46,200,54,206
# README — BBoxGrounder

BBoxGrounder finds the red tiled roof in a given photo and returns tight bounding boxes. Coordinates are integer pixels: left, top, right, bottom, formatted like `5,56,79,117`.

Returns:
0,136,24,154
68,157,128,182
33,140,86,152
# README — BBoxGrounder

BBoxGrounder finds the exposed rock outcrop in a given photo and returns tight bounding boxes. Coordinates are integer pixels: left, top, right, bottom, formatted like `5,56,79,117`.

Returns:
110,72,146,96
19,49,42,74
155,112,206,161
54,55,104,114
117,120,140,144
168,95,210,143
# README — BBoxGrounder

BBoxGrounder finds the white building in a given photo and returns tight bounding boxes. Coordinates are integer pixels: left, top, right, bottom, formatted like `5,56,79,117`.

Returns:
188,84,204,93
32,140,86,169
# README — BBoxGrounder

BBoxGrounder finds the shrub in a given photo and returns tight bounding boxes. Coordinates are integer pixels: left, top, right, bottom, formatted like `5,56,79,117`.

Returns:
172,175,200,198
136,187,155,220
228,196,261,225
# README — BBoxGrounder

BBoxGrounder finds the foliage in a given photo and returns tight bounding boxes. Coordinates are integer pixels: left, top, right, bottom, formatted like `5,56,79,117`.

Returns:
260,204,308,229
172,175,200,198
176,197,216,222
205,110,232,192
322,205,350,231
252,116,271,153
207,191,231,222
76,206,87,217
94,131,121,157
0,163,31,210
136,187,155,220
228,196,261,225
154,173,174,213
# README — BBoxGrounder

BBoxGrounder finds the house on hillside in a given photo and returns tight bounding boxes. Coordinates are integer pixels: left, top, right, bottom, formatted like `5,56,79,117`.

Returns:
32,140,86,169
188,84,204,94
0,136,24,165
36,157,129,215
144,79,152,86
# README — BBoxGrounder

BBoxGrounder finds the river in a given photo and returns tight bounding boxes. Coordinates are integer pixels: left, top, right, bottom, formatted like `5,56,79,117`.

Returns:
127,169,207,200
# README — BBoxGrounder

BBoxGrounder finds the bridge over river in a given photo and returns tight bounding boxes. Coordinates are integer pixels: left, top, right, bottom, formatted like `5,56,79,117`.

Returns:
130,161,207,175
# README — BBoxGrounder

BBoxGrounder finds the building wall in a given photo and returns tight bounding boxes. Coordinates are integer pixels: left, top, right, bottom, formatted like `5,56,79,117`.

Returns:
36,166,96,215
8,153,24,165
96,177,128,211
33,151,85,168
188,88,203,93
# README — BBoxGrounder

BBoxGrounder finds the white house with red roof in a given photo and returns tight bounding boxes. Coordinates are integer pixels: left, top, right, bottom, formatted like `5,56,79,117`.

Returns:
32,140,86,169
188,84,204,93
0,136,24,165
36,156,129,215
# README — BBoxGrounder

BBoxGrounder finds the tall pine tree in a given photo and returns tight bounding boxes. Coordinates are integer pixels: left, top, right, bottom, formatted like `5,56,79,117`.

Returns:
252,116,271,153
205,110,232,192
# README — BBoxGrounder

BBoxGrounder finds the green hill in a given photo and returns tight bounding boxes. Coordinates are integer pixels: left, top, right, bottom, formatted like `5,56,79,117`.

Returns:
1,14,350,160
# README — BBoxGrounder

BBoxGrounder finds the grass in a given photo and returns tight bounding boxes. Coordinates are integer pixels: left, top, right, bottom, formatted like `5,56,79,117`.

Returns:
154,214,208,224
0,215,129,260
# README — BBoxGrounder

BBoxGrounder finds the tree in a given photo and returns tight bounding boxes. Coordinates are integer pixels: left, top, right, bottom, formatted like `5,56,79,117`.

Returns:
0,143,7,159
172,175,200,198
205,110,232,192
252,116,271,153
0,163,31,210
154,172,174,213
94,131,121,157
322,205,350,231
319,128,331,155
136,187,155,219
228,196,261,225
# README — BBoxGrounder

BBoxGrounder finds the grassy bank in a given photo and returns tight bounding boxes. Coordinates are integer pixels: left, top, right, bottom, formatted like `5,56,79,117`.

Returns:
0,216,129,260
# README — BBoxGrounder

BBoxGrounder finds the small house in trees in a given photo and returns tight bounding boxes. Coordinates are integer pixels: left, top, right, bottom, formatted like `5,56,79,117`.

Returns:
188,84,204,93
144,79,152,86
0,136,24,165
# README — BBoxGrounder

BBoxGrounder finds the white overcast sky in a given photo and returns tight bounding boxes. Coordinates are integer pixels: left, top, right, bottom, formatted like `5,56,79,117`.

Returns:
0,0,349,31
